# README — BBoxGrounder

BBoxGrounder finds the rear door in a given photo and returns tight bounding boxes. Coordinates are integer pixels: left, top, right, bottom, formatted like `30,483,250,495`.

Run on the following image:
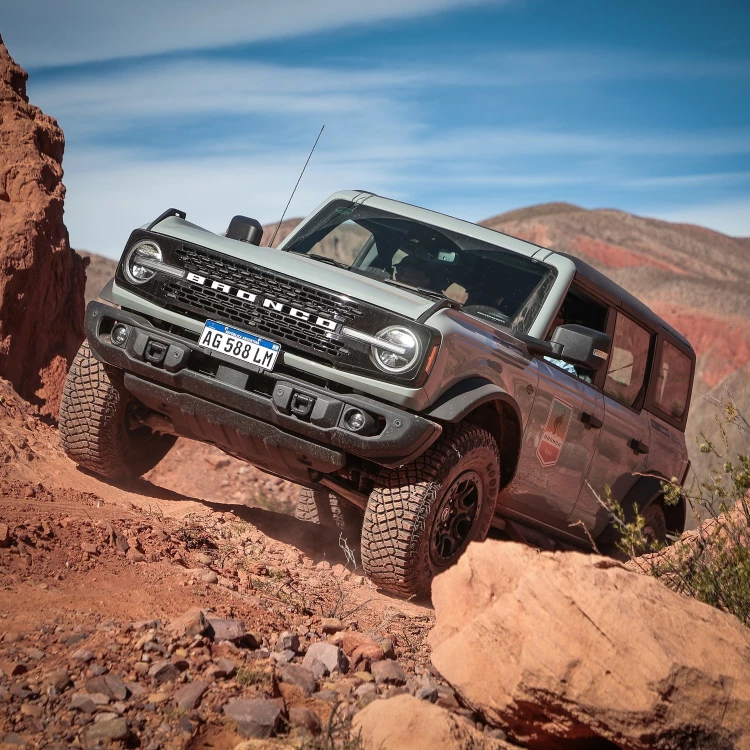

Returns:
569,311,654,538
645,338,693,484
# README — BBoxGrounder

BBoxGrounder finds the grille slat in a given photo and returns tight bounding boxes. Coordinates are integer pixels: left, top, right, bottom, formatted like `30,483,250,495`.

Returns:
161,245,362,362
174,246,361,322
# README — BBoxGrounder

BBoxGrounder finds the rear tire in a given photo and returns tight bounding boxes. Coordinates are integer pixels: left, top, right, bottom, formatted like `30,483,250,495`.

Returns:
642,502,668,547
59,340,176,480
295,487,361,531
361,423,500,598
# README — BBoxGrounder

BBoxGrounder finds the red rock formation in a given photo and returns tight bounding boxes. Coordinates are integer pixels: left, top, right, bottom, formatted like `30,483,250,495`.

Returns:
0,35,86,417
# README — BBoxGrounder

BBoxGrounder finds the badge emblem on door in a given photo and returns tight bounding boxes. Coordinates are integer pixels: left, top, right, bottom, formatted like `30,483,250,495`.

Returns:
537,398,573,467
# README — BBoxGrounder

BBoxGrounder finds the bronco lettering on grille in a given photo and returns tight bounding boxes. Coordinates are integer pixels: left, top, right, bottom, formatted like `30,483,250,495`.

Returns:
184,272,338,331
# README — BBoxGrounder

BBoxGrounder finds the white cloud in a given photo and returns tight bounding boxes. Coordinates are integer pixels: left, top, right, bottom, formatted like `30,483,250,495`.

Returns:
31,59,422,126
20,49,747,255
63,147,413,258
620,171,750,188
456,50,750,87
2,0,506,68
30,57,750,172
429,128,750,158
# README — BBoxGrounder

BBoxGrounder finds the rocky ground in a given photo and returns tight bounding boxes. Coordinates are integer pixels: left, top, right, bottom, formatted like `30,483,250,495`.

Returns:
3,375,748,750
0,379,461,749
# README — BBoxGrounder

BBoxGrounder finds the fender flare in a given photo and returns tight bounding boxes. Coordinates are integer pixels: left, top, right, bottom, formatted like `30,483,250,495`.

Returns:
423,377,522,426
597,473,686,545
424,378,523,488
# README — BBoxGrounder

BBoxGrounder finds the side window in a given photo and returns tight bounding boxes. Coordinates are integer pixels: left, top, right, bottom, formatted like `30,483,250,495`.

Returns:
604,313,652,408
653,341,692,420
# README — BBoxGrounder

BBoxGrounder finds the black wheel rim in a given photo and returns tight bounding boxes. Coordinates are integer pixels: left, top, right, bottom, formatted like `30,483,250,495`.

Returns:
430,470,483,566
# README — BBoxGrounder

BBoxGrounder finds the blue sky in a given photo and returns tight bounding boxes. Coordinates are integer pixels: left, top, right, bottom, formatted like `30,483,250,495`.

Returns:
3,0,750,257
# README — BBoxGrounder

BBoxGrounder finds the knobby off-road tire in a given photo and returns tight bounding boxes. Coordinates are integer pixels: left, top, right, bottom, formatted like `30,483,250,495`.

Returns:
58,340,176,480
642,502,668,546
361,423,500,598
295,487,361,531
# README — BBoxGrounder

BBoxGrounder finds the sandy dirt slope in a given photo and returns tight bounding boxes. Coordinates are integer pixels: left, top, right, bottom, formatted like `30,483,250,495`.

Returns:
0,379,436,747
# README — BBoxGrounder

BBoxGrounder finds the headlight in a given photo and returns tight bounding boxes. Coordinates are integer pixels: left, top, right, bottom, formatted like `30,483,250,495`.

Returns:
124,240,162,284
370,326,421,374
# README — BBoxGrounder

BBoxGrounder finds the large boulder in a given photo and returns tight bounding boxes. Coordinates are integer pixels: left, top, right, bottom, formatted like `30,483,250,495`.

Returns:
429,541,750,750
0,35,85,417
352,694,514,749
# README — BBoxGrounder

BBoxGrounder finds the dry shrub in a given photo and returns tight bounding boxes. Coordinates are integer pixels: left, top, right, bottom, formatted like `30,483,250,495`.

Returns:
606,399,750,627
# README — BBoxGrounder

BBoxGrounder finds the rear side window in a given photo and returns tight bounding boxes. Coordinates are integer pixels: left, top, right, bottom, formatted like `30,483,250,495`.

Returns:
653,341,692,420
604,313,652,408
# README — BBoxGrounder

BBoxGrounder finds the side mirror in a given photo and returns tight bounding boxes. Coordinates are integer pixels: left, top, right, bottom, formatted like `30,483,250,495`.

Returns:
550,324,611,371
226,215,263,246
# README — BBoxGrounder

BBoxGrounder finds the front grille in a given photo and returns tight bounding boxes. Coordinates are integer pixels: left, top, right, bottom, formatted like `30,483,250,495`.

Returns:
173,245,361,322
157,244,364,362
162,280,346,360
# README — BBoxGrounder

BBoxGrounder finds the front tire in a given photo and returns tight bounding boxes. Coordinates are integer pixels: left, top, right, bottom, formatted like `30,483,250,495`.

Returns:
361,423,500,598
59,340,176,480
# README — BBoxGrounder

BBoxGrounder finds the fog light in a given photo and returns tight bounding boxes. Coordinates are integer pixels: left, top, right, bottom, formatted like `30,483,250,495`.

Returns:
111,324,129,347
344,409,366,432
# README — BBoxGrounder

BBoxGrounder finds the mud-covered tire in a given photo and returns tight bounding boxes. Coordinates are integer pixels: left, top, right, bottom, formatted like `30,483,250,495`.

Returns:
295,487,361,531
642,502,668,546
58,340,176,480
361,423,500,598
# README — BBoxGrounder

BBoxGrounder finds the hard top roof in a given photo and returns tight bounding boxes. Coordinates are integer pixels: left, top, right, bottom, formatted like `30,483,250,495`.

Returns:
557,251,693,352
318,191,694,353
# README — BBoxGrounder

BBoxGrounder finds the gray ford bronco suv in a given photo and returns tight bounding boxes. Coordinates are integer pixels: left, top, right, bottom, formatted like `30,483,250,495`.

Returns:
59,191,695,596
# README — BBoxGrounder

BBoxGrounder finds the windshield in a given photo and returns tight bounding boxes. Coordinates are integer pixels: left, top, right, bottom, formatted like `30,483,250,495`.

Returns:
283,200,556,333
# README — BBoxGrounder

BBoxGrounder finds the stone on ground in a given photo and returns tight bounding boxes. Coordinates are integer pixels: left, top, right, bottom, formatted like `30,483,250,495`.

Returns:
277,664,317,695
288,706,321,735
173,681,208,711
342,631,384,669
168,607,208,638
223,698,283,738
207,617,247,642
85,674,128,700
371,659,407,686
302,642,347,675
84,717,129,743
429,540,750,750
353,694,513,749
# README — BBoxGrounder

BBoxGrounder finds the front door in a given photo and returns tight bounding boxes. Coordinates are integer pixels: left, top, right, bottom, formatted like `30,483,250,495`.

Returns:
569,311,654,538
498,358,605,533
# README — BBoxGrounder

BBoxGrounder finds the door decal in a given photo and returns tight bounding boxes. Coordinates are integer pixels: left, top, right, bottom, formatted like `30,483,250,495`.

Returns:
537,398,573,467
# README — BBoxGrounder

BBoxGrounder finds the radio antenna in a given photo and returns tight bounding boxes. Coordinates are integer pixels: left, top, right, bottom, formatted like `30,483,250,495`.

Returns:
268,125,325,248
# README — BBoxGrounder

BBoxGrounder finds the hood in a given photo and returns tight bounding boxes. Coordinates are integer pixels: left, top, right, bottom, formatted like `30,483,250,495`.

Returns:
152,216,437,322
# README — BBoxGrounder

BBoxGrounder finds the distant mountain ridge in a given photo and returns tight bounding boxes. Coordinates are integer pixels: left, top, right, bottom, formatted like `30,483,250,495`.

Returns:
80,203,750,488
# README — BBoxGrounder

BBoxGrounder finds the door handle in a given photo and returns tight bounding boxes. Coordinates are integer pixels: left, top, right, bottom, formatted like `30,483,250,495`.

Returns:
580,412,603,429
628,438,650,455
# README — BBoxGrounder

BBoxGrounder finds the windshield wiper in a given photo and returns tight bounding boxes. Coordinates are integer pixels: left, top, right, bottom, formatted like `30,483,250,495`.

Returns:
470,308,510,324
304,253,350,269
379,277,452,303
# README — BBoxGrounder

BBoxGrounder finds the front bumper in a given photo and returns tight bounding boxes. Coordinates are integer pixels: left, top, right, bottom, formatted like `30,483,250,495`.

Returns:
86,302,441,481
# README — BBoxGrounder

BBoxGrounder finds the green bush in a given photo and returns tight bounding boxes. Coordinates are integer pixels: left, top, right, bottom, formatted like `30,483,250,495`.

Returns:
604,400,750,627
